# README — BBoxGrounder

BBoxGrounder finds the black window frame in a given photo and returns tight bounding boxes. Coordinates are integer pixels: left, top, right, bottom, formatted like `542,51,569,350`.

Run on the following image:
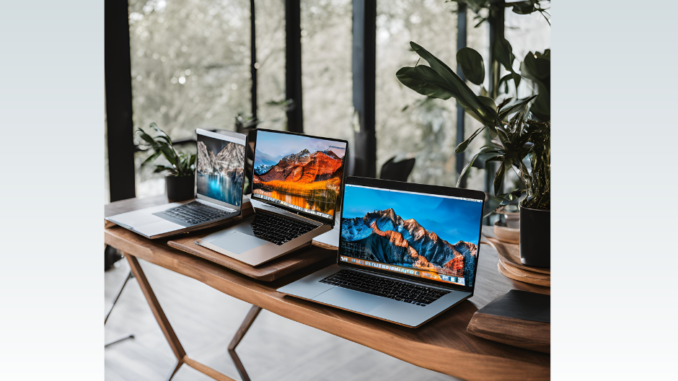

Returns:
105,0,500,202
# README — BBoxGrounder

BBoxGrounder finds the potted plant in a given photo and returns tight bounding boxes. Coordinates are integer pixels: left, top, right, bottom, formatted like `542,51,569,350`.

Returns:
396,38,550,267
137,123,197,202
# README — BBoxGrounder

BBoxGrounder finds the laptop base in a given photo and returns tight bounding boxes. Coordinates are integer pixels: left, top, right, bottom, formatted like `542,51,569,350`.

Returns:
278,265,471,328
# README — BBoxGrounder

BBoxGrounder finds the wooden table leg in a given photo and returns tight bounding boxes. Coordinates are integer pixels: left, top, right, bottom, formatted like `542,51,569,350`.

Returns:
165,360,184,381
123,253,237,381
125,253,187,378
228,305,262,381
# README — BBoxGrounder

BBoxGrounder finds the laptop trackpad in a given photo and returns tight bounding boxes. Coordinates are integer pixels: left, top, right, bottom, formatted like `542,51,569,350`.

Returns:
208,231,267,255
315,287,384,314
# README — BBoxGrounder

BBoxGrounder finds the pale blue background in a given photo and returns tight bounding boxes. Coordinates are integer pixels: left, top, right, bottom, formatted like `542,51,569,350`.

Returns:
1,0,678,380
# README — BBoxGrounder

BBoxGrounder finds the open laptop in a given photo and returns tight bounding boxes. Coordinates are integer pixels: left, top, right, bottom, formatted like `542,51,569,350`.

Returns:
278,177,485,328
106,129,247,239
195,129,348,266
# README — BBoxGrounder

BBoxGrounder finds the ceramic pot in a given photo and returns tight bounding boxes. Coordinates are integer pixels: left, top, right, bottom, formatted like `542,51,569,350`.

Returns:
519,206,550,268
166,174,195,202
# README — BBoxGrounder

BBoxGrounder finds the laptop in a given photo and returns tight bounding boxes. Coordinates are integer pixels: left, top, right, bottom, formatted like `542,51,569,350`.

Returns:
106,129,247,239
195,129,348,266
277,177,485,328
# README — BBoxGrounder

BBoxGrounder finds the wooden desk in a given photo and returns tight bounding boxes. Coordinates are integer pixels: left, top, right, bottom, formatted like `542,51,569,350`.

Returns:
105,196,550,381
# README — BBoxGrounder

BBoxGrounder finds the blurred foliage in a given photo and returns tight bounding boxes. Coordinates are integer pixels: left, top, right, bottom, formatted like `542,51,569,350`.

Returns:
446,0,551,27
128,0,252,140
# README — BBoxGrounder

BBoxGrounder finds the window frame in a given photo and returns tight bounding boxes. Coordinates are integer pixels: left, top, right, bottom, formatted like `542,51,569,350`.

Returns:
105,0,497,202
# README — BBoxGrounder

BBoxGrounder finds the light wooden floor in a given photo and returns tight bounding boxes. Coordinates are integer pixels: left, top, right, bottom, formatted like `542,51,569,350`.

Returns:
104,257,460,381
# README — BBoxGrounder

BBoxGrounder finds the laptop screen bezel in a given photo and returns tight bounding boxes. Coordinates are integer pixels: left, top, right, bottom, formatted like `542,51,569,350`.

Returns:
336,176,486,294
195,129,248,211
250,128,348,227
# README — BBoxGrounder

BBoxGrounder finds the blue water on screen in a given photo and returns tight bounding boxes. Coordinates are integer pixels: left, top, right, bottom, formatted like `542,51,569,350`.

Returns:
197,172,242,206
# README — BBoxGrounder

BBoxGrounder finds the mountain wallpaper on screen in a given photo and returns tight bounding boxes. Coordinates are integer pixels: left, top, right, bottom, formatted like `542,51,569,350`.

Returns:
196,141,245,205
253,148,343,215
341,208,479,286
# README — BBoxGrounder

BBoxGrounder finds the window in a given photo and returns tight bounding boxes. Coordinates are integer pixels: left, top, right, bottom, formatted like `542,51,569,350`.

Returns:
464,8,491,192
107,0,519,201
300,0,353,142
256,0,287,130
503,9,551,100
375,0,460,186
128,0,251,196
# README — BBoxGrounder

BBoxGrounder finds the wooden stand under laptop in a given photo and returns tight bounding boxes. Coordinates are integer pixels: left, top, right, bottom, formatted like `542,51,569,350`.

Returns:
105,196,550,381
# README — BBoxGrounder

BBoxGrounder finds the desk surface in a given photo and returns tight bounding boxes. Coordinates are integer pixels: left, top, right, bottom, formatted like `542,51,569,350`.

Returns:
105,196,550,381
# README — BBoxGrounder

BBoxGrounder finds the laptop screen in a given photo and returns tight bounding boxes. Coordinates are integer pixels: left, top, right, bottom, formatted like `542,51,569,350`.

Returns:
252,130,347,221
339,184,483,288
196,130,246,207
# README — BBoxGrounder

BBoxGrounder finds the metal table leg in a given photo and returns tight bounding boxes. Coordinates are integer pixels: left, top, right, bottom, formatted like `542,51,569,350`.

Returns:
105,333,135,348
105,269,136,347
105,270,134,324
228,305,262,381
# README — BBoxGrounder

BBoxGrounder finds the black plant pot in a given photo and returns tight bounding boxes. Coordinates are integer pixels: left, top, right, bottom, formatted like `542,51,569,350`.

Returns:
165,175,195,202
519,206,550,268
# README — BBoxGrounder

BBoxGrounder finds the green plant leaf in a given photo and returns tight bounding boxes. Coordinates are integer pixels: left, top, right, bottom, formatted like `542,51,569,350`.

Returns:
153,165,176,175
140,151,161,167
521,50,550,81
494,38,515,73
494,38,521,89
511,1,537,15
471,151,504,169
159,146,178,167
396,66,456,100
150,123,173,145
495,127,511,147
496,97,512,112
136,128,157,146
483,189,525,218
511,72,521,90
478,96,496,111
480,86,489,97
485,155,504,163
456,146,502,187
498,95,537,121
498,73,512,94
456,47,485,86
493,161,506,195
520,50,550,121
407,42,498,126
455,126,485,153
530,86,550,122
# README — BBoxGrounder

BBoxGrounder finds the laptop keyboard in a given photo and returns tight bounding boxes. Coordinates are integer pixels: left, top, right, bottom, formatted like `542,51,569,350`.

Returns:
163,202,234,225
251,212,317,246
320,270,450,307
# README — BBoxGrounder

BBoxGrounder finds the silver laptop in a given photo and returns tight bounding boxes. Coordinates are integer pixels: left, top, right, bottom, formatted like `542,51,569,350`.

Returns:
278,177,486,328
106,129,247,239
195,129,348,266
